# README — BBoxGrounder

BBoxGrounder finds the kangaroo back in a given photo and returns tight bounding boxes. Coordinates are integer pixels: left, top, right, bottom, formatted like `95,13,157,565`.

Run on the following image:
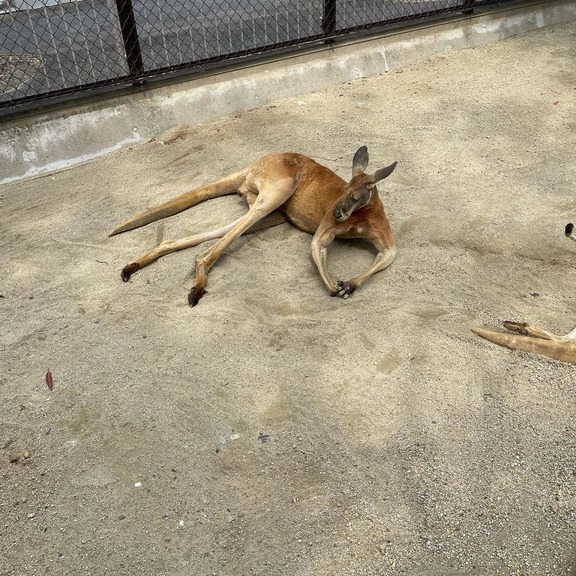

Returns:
108,168,249,236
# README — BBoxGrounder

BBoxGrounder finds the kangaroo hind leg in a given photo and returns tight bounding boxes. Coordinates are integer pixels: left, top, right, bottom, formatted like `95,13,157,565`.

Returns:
121,211,287,281
121,218,245,281
188,178,296,306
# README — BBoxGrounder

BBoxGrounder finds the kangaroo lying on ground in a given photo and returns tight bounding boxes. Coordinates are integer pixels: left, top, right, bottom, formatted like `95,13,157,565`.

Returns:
472,223,576,364
109,146,398,306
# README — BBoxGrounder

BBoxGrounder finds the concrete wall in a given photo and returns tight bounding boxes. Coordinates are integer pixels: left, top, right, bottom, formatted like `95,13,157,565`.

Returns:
1,0,575,184
1,0,78,11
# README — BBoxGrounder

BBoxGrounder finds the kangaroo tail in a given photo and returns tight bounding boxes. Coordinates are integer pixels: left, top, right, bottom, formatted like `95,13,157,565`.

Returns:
108,168,250,236
472,327,535,352
471,326,576,365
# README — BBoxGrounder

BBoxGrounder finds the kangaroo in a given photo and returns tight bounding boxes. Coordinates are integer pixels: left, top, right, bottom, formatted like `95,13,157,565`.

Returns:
472,223,576,364
109,146,398,306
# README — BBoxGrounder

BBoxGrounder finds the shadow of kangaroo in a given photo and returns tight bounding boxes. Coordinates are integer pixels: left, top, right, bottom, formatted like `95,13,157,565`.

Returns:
472,224,576,364
109,146,398,306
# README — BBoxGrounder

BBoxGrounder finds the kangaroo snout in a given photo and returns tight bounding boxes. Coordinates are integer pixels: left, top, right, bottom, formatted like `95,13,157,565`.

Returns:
332,206,349,221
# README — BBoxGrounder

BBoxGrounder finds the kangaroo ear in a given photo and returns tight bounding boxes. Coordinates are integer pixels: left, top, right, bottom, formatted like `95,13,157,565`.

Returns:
369,161,397,184
352,146,369,175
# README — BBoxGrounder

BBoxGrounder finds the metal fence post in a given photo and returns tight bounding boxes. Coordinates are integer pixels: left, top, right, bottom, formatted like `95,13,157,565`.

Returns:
322,0,336,40
114,0,144,78
461,0,475,14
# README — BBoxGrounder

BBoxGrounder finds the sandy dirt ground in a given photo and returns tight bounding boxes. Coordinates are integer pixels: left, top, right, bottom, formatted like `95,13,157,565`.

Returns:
2,20,576,576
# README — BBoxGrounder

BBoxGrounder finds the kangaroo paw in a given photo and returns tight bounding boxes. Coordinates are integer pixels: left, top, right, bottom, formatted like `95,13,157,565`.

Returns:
335,280,357,299
501,321,530,335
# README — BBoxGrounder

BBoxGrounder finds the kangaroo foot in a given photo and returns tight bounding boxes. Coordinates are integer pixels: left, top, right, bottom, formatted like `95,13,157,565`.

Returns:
121,263,140,282
188,286,206,307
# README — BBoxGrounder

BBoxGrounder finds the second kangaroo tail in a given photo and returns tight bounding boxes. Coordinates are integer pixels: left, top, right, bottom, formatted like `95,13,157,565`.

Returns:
108,168,250,236
471,326,576,365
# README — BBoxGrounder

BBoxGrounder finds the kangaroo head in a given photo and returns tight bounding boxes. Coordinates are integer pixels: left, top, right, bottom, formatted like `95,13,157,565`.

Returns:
332,146,397,222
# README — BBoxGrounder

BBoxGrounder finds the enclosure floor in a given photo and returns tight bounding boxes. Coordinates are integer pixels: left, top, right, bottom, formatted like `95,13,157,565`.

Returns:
1,20,576,576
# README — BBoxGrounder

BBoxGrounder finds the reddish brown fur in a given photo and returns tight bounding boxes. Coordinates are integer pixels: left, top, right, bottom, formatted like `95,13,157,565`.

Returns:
109,147,397,306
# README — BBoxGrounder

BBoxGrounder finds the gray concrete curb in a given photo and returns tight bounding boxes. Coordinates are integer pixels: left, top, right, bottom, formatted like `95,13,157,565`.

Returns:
1,0,575,184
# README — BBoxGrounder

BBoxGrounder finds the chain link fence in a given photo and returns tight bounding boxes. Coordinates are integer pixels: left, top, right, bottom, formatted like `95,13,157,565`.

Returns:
1,0,507,116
